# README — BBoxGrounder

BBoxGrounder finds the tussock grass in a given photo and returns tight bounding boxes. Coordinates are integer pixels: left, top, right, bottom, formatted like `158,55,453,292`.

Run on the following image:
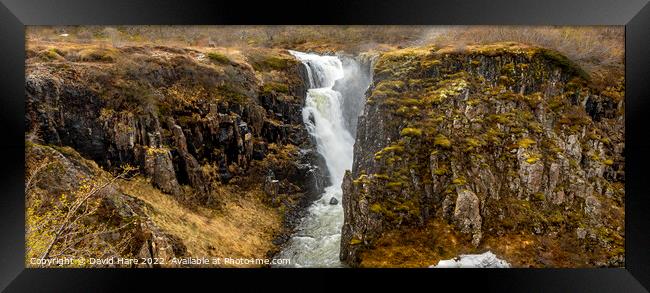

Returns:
425,26,623,88
27,26,622,86
118,177,281,267
360,219,469,268
206,52,231,64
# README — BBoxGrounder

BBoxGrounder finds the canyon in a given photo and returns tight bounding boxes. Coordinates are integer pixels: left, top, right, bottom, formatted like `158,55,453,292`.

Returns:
25,37,624,268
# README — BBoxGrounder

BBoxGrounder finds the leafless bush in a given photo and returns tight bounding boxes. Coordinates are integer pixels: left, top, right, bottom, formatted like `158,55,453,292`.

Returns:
26,162,138,267
76,29,93,43
102,27,122,48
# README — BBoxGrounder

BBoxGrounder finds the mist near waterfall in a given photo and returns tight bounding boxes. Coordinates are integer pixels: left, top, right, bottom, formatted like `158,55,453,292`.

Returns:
334,56,374,138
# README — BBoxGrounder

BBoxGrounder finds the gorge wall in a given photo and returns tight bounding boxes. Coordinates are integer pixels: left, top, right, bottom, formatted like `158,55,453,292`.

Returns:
25,44,328,264
340,43,625,268
25,40,625,268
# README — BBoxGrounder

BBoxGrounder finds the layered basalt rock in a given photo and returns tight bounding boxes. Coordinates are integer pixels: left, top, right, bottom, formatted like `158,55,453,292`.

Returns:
25,44,327,253
340,43,625,267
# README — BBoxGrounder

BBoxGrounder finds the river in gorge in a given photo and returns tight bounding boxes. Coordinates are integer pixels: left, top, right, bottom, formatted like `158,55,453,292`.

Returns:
273,50,370,267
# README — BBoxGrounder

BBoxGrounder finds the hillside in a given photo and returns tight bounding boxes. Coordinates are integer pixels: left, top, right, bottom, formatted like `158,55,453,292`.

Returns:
25,42,325,266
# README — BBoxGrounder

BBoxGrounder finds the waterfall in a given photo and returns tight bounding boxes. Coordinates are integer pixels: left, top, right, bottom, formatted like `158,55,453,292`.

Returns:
273,50,361,267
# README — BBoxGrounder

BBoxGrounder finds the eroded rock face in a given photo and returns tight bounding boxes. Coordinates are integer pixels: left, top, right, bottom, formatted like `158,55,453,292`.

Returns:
341,44,625,267
25,45,325,211
25,45,330,257
335,53,376,137
168,121,212,203
453,189,482,246
144,146,181,195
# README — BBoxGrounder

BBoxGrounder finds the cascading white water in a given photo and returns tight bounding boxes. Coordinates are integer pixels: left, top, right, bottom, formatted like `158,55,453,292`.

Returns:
273,50,356,267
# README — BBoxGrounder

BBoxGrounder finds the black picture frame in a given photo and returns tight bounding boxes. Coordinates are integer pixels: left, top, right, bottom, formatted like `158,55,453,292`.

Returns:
1,0,649,291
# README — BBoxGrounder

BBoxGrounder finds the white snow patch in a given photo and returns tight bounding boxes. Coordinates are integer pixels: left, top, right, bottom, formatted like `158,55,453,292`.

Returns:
430,251,510,268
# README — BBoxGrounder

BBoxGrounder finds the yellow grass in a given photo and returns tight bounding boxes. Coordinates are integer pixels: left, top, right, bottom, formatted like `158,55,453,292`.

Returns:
359,219,468,268
118,177,281,267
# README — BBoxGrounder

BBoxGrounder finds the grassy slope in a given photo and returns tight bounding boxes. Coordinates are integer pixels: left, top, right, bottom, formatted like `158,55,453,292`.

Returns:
118,178,281,266
25,40,300,267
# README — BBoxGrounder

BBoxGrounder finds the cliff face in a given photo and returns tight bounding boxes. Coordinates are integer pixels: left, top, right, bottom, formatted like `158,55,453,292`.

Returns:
25,40,625,268
25,43,327,263
340,43,625,267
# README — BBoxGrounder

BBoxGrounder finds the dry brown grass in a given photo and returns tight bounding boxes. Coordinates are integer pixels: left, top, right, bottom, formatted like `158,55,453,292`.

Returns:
26,26,425,51
27,26,623,81
424,26,624,88
27,26,623,84
359,219,472,268
117,177,281,267
360,216,618,268
427,26,623,65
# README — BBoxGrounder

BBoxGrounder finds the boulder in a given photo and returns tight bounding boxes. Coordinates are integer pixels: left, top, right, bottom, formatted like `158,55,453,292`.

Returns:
143,147,181,196
453,189,482,247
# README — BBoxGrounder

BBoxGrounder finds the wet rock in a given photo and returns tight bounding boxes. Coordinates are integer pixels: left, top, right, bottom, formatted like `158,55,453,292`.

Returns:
340,170,362,264
329,197,339,205
334,54,375,137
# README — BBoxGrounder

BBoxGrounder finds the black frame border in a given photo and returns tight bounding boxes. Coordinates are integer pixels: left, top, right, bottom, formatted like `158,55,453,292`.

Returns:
1,0,649,291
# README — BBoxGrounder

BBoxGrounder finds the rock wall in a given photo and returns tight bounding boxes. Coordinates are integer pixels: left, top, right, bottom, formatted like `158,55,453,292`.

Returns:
340,43,625,267
25,45,327,241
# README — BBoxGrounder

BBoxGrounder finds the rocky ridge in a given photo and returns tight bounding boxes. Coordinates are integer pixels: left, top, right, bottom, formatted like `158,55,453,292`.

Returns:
25,43,327,264
340,43,625,267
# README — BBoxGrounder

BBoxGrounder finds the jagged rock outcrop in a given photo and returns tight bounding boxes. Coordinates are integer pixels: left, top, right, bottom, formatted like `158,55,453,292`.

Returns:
453,189,482,246
143,146,181,195
341,43,625,267
168,119,212,203
25,44,330,257
25,45,326,210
